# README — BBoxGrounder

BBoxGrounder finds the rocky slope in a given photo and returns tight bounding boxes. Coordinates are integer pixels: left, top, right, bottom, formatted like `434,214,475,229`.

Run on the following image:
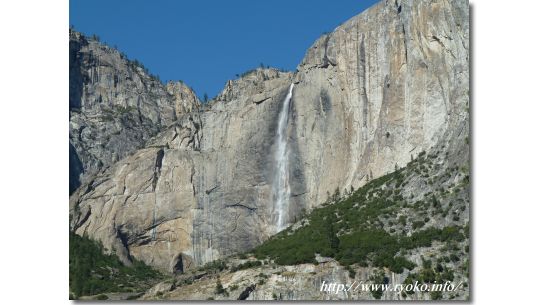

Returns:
69,30,200,193
70,0,469,282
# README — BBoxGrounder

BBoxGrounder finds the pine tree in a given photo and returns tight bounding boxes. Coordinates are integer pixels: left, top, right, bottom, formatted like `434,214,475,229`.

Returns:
326,213,340,252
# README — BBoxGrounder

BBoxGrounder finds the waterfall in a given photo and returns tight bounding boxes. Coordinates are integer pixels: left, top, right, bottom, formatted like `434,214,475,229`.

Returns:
273,83,294,232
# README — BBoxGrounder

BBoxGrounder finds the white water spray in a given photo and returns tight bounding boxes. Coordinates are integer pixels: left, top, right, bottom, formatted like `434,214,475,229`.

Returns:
273,83,294,232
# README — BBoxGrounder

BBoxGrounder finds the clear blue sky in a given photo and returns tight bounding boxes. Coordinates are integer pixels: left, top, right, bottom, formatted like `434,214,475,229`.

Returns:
70,0,379,99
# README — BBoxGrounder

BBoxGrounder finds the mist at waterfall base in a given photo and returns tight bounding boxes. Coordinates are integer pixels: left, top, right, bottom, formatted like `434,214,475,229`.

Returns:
272,83,294,233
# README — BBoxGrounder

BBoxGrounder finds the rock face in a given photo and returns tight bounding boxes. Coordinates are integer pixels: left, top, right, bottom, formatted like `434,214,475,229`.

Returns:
69,30,200,193
70,0,469,273
292,0,469,209
70,69,294,271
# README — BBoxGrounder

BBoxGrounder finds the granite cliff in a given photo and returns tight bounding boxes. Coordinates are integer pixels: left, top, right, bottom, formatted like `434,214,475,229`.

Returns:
69,0,469,287
69,30,200,193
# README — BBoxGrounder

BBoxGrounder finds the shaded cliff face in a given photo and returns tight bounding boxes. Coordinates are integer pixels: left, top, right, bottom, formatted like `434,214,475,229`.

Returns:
69,30,200,193
70,0,469,273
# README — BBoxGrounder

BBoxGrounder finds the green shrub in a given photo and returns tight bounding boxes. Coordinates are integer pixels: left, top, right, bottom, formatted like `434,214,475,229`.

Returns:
412,220,425,229
201,260,228,272
230,260,262,272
